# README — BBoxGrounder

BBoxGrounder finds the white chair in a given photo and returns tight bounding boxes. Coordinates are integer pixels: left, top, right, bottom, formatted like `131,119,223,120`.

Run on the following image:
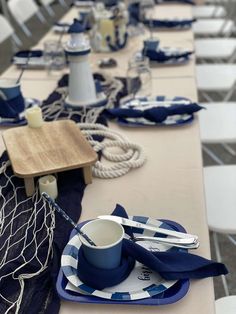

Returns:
193,19,235,37
216,296,236,314
196,64,236,102
195,38,236,62
199,102,236,164
0,14,22,47
204,165,236,295
58,0,69,7
193,5,226,19
7,0,46,37
39,0,55,17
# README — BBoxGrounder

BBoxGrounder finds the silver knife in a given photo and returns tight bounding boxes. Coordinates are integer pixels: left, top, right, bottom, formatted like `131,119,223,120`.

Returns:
97,215,198,243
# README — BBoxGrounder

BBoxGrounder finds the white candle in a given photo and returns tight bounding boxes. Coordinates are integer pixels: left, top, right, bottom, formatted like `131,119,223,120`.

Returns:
39,175,58,200
99,18,115,49
25,105,44,128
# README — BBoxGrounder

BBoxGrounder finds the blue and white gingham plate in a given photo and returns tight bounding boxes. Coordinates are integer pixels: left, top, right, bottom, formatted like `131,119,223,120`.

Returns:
61,216,181,301
117,96,194,127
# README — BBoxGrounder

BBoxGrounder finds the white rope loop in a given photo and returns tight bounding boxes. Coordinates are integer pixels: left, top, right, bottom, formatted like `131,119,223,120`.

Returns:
78,123,146,179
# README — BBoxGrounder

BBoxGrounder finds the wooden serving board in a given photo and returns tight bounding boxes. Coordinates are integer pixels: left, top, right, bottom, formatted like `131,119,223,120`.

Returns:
3,120,97,196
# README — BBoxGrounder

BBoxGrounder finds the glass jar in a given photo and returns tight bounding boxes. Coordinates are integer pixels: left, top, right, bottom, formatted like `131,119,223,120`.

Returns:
126,53,152,98
43,40,66,73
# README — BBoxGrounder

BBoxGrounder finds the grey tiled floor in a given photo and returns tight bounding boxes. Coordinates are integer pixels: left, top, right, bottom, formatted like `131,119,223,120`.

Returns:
1,0,236,301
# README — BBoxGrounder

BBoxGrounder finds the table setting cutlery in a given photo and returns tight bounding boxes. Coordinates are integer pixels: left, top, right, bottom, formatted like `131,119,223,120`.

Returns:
128,99,192,107
97,215,199,242
132,235,200,249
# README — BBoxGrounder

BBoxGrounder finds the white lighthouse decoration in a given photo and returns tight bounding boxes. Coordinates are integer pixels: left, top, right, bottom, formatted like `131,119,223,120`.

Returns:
65,19,106,108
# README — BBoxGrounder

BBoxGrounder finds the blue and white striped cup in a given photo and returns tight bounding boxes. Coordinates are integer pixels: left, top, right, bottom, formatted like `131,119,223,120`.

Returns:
79,219,124,270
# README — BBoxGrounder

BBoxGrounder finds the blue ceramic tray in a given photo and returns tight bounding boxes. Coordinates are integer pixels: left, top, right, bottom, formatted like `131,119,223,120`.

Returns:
56,219,190,305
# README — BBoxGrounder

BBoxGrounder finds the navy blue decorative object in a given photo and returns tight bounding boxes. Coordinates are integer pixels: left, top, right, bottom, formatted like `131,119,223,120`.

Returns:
0,93,25,118
106,30,128,52
68,18,85,33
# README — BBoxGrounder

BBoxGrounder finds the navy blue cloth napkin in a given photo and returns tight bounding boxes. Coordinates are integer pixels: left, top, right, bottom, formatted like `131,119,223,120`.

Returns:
143,40,194,62
155,0,195,5
106,103,203,124
143,18,196,29
13,50,43,59
76,204,228,290
0,93,25,118
54,14,91,31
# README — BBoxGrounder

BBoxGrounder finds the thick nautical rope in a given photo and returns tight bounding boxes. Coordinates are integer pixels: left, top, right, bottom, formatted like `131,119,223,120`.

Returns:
79,123,146,178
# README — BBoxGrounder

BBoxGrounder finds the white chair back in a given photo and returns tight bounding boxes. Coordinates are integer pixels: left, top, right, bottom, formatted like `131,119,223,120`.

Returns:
0,14,14,43
39,0,54,6
8,0,39,25
7,0,46,37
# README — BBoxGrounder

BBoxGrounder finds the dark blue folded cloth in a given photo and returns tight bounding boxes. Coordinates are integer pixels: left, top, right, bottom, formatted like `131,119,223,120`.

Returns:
155,0,195,4
76,204,228,290
54,14,91,31
143,40,194,62
106,103,203,123
128,2,141,25
14,50,43,59
143,18,196,29
0,94,25,118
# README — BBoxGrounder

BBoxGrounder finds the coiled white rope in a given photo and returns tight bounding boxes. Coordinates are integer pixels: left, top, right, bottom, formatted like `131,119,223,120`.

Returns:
78,123,146,179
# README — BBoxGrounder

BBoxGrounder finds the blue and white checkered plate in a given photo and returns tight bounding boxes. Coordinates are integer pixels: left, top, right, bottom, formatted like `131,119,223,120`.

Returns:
117,96,194,127
61,216,182,301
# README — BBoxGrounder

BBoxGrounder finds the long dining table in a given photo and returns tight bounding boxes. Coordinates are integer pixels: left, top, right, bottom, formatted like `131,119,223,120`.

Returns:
0,2,216,314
